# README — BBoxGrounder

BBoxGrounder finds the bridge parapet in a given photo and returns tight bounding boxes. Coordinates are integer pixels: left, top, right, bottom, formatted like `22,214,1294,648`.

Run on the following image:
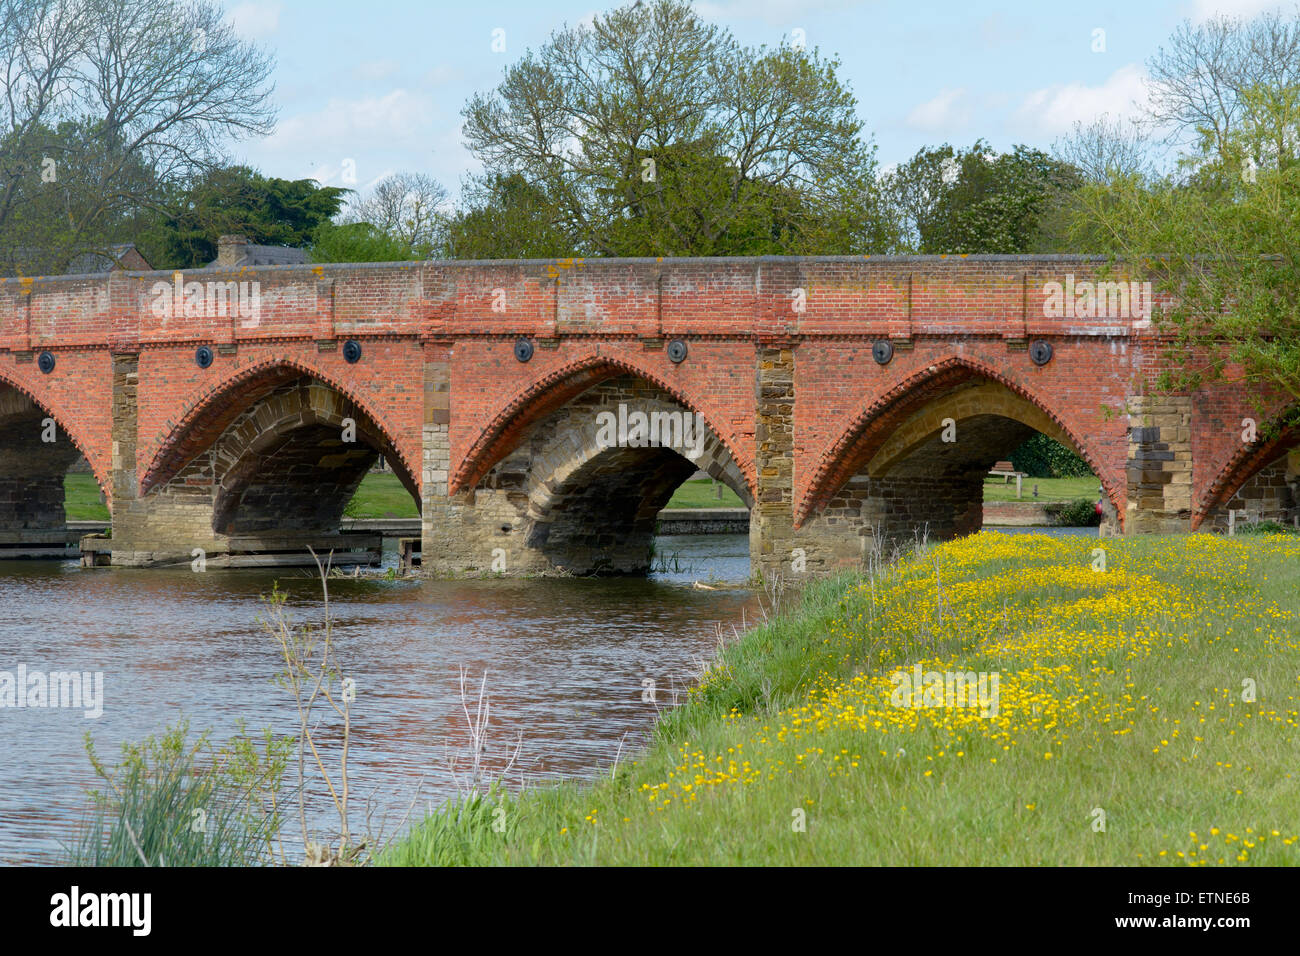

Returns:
1,255,1162,348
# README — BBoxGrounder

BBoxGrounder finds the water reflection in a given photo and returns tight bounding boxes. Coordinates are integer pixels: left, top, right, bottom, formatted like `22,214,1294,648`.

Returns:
0,534,757,864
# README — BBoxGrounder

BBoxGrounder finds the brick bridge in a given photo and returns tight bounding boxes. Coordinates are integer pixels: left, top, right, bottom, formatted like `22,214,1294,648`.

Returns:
0,255,1294,576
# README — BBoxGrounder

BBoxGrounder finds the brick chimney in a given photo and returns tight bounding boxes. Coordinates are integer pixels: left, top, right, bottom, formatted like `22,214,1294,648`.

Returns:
216,235,249,267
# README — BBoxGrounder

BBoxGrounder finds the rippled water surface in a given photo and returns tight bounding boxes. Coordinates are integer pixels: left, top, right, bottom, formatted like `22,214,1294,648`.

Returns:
0,533,757,864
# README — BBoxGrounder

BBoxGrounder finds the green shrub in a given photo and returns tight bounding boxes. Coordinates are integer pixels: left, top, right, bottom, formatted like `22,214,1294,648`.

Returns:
1050,497,1101,527
378,784,516,867
309,220,425,263
1010,433,1092,478
68,720,290,867
1237,519,1298,535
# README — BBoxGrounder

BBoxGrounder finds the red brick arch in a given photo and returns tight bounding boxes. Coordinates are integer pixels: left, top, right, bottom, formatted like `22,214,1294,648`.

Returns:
0,366,109,492
452,349,756,498
797,355,1121,528
1192,406,1299,529
140,357,419,498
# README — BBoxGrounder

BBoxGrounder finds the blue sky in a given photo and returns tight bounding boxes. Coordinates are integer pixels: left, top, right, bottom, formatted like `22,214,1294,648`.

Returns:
219,0,1289,206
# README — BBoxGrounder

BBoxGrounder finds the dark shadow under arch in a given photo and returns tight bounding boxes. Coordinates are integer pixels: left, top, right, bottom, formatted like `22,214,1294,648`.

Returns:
1193,406,1300,529
797,356,1118,528
452,351,755,501
140,359,418,500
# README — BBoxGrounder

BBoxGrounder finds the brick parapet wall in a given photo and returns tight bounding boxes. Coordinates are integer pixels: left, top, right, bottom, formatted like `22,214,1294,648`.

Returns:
1,256,1165,348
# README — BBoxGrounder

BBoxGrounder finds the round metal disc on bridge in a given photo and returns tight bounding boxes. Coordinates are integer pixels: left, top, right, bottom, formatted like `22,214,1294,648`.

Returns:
3,254,1293,574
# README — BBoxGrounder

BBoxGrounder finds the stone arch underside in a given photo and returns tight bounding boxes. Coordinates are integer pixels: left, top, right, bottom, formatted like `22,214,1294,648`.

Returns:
0,385,93,532
1195,413,1300,530
147,372,417,539
453,374,751,575
806,377,1112,549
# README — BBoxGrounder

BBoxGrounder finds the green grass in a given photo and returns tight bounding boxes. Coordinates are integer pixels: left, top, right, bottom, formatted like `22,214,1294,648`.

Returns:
66,471,427,522
982,474,1100,502
382,533,1300,865
343,472,419,518
69,720,288,867
64,473,109,521
65,470,1094,523
340,473,741,518
663,478,746,509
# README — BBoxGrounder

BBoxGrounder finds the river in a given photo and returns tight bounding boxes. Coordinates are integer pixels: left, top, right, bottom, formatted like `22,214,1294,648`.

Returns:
0,524,1098,865
0,532,758,864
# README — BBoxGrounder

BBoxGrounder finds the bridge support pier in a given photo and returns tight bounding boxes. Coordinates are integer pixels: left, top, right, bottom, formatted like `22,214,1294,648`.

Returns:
419,346,522,575
104,351,224,565
106,352,212,565
752,346,797,581
1125,395,1193,534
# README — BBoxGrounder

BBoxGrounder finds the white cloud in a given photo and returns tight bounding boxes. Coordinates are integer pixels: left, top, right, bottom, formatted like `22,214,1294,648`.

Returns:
420,64,464,88
264,89,439,186
904,88,971,132
1016,64,1148,137
1189,0,1288,21
226,1,281,39
354,60,401,84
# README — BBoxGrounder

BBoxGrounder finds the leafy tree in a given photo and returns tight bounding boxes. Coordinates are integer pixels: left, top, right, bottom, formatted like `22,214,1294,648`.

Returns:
342,172,448,259
884,140,1083,253
446,173,577,259
146,166,347,268
458,0,894,257
308,221,425,264
1010,434,1093,479
1070,12,1300,405
0,0,276,275
0,117,159,274
1145,12,1300,170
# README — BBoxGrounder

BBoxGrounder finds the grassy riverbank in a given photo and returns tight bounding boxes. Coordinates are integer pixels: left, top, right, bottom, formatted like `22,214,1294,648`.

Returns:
344,471,419,518
982,474,1099,502
62,473,749,523
336,472,748,516
383,532,1300,865
62,472,1096,522
65,474,110,521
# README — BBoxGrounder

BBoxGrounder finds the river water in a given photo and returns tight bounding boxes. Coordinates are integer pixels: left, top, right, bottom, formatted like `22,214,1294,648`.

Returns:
0,525,1097,865
0,533,758,864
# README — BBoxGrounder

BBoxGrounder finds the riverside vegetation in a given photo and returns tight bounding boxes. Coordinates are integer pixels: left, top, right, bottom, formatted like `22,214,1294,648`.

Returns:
385,532,1300,866
66,531,1300,865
